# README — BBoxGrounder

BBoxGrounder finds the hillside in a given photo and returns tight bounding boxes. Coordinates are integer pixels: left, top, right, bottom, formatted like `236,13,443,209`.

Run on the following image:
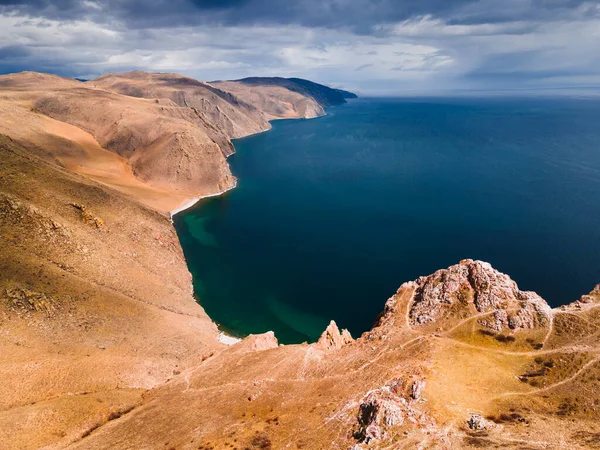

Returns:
0,135,223,449
0,71,350,214
212,76,356,120
59,260,600,450
0,71,236,212
227,76,356,107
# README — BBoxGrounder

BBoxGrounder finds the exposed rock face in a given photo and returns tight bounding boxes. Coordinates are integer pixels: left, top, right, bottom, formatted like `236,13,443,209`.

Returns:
408,259,551,332
410,379,425,400
354,379,437,446
237,331,279,352
467,414,492,431
316,320,353,350
355,386,407,443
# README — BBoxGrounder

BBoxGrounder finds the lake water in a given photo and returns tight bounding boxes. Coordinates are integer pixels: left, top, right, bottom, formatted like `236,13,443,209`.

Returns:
174,97,600,344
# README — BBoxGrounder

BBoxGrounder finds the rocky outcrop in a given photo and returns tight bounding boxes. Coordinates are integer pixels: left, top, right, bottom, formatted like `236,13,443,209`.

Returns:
237,331,279,352
355,386,407,443
467,414,492,431
561,283,600,310
353,378,435,445
408,259,552,331
410,379,425,400
316,320,353,350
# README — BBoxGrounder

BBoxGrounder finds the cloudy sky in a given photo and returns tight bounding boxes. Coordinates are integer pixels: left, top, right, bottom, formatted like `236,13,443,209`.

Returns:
1,0,600,94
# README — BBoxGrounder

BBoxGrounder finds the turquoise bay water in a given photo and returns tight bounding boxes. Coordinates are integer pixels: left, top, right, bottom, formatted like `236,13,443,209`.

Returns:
174,97,600,344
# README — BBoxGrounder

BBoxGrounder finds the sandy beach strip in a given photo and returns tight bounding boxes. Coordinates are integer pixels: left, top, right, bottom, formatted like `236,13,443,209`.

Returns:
169,180,238,221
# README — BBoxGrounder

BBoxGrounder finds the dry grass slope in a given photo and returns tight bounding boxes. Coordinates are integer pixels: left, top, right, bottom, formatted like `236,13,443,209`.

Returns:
0,135,222,449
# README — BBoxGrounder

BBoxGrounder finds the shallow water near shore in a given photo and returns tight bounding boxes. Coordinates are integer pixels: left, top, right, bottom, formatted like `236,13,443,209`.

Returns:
174,97,600,344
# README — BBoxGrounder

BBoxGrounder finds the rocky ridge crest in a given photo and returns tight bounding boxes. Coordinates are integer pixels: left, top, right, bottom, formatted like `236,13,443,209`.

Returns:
409,259,552,330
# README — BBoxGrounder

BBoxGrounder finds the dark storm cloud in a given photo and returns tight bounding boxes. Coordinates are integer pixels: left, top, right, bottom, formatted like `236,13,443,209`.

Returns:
0,0,594,31
0,0,89,20
1,0,599,93
0,45,30,58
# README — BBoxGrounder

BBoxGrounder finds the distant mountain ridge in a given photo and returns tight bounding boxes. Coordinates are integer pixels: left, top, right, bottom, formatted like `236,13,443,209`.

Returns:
230,76,357,108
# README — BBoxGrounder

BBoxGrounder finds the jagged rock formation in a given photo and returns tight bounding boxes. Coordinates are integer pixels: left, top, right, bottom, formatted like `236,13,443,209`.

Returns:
316,320,353,350
467,413,492,431
1,71,599,450
354,381,433,445
404,259,552,331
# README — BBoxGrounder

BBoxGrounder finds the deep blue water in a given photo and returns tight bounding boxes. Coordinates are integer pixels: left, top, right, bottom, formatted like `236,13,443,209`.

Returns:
174,97,600,344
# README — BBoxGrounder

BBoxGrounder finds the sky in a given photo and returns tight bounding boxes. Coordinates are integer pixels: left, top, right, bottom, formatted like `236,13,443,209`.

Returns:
1,0,600,95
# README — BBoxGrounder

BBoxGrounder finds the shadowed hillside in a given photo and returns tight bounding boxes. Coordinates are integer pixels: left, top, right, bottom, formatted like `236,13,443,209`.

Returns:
213,76,357,120
232,76,357,107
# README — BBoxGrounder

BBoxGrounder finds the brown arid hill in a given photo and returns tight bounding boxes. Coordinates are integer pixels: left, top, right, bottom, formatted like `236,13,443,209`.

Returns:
0,134,222,449
0,71,235,213
90,71,270,149
2,71,600,450
214,77,357,116
0,71,347,214
212,77,339,120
